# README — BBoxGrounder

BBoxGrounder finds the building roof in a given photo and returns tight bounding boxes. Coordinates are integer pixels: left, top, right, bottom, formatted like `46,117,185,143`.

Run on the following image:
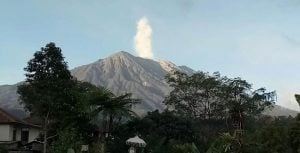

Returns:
23,115,43,126
0,108,40,128
0,108,23,124
126,136,146,147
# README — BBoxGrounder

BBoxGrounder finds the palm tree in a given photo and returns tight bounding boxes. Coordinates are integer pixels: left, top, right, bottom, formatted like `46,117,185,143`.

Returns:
101,93,139,138
89,87,139,140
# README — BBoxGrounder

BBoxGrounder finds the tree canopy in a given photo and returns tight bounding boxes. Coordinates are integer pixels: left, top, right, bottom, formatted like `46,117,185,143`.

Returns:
164,70,275,120
18,42,76,119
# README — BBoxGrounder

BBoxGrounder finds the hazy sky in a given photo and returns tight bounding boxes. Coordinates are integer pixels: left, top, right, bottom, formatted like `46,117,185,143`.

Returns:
1,0,300,110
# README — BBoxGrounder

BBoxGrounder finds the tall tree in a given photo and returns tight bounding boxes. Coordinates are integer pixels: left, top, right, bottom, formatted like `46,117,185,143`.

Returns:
220,78,275,139
222,78,275,117
164,71,275,123
164,71,223,119
289,95,300,153
89,87,139,140
17,42,75,153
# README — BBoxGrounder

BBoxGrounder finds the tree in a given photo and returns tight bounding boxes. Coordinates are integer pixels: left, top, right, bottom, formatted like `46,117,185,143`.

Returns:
48,81,102,153
220,78,275,139
289,114,300,153
17,42,76,153
289,95,300,153
253,126,290,153
222,78,275,117
206,133,236,153
164,71,223,119
164,71,275,121
89,87,139,140
61,81,99,139
49,128,81,153
172,143,200,153
164,71,275,151
107,110,199,153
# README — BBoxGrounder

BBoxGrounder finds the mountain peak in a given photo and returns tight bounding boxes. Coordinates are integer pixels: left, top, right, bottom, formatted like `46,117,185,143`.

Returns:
110,51,135,58
95,51,134,63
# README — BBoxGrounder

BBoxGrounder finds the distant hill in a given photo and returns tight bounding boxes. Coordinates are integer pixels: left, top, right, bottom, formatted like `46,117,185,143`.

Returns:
263,105,299,117
0,83,27,118
0,51,298,117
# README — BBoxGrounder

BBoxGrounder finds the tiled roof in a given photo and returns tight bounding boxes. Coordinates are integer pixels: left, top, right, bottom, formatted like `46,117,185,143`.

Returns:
23,115,43,126
0,108,41,128
0,108,23,124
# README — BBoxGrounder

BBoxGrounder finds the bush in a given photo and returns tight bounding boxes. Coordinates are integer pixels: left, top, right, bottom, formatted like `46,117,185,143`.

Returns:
49,128,82,153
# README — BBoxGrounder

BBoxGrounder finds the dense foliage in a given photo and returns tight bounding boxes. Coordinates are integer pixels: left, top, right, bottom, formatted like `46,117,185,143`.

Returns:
164,71,275,120
17,43,77,153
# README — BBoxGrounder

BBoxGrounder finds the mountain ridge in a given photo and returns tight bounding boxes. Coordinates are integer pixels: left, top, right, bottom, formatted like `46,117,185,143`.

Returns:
0,51,299,117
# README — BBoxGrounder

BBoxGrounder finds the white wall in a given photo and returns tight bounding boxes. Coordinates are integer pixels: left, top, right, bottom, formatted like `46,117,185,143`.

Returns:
16,128,21,141
0,124,12,141
0,125,41,142
28,128,40,142
8,125,13,140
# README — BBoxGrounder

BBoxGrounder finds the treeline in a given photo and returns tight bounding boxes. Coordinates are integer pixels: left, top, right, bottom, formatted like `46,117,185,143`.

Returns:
110,110,300,153
16,43,300,153
108,71,300,153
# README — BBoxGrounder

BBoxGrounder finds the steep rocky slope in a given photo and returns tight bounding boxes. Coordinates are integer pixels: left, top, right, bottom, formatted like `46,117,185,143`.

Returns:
72,51,170,114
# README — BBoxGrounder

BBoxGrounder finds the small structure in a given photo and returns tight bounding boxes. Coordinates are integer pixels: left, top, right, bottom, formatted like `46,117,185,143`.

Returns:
0,108,42,152
126,135,146,153
0,108,41,143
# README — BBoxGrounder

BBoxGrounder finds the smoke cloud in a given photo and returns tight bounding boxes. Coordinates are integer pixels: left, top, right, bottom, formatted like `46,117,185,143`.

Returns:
134,17,154,59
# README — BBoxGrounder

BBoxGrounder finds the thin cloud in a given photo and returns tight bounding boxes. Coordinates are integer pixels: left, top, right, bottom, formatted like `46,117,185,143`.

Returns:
238,31,300,111
238,31,300,65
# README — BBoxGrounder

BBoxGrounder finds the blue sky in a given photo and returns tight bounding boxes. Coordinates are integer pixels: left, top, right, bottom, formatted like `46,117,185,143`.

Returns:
0,0,300,110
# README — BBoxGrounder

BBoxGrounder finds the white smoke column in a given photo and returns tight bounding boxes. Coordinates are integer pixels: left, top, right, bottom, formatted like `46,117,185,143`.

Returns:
134,17,154,59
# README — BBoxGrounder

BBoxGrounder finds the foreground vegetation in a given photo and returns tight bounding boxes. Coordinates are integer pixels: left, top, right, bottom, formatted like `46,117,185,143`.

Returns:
17,43,300,153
